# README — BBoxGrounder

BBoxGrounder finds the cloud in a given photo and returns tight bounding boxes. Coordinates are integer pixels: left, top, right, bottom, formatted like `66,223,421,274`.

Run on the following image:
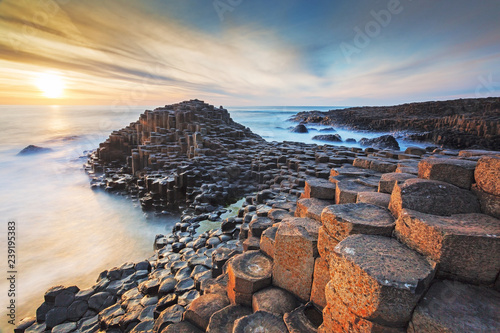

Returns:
0,0,499,106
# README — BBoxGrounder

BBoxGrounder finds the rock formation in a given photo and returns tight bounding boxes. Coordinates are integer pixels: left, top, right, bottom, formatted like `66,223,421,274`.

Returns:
290,97,500,150
17,100,500,333
17,145,52,155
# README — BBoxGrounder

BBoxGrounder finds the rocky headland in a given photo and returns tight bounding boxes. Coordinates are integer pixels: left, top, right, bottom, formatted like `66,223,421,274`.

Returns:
17,100,500,333
290,97,500,150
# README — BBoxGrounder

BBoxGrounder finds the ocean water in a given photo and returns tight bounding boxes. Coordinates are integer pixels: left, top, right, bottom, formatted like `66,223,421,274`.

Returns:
0,104,423,330
229,106,423,150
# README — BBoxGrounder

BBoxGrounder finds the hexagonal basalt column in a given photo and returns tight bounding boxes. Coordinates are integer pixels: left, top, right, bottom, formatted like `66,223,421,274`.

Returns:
321,203,395,242
295,198,331,221
303,178,336,200
329,234,436,327
273,222,316,302
418,158,477,189
233,311,288,333
227,251,272,305
389,178,480,218
409,280,500,332
395,209,500,284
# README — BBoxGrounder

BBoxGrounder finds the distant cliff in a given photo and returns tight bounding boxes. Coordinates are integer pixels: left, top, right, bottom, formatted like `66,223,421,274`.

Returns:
290,97,500,150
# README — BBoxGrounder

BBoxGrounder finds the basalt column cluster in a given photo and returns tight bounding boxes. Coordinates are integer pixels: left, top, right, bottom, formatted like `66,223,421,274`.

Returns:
86,100,266,211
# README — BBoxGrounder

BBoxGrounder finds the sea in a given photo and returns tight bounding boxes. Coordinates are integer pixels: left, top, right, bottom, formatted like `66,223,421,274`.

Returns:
0,104,424,330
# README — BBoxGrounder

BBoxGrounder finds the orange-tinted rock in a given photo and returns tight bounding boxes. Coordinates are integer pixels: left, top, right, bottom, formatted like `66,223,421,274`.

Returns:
304,178,336,200
378,172,417,194
273,223,316,302
389,178,480,218
408,280,500,332
252,287,298,315
353,157,375,169
334,180,376,204
295,198,332,221
260,226,277,259
323,282,405,333
227,251,272,295
329,235,436,326
227,287,253,307
321,203,394,242
281,216,321,241
317,226,338,261
395,209,500,285
475,156,500,196
418,158,477,189
310,257,329,309
182,293,229,330
471,184,500,219
356,192,391,208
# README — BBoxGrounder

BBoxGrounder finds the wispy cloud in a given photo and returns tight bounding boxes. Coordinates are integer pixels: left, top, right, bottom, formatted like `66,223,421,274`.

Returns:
0,0,499,106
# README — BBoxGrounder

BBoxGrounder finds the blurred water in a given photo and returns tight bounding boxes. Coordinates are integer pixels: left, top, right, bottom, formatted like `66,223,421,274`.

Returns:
0,104,424,331
229,106,424,150
0,105,179,331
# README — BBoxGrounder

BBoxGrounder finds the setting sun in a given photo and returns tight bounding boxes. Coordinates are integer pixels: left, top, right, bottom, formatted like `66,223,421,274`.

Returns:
35,72,65,98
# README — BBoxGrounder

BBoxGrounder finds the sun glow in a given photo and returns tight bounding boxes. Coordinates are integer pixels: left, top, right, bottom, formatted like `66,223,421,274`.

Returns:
35,73,65,98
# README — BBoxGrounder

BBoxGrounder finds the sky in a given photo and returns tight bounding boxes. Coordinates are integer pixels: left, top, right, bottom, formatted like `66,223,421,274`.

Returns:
0,0,499,106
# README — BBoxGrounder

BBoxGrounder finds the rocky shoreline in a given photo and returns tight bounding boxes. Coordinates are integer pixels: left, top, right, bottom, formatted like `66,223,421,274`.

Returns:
16,100,500,333
290,97,500,150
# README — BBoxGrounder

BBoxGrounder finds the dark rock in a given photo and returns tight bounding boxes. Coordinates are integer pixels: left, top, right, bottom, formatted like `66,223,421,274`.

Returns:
233,311,288,332
45,307,68,329
389,178,481,218
152,304,185,333
88,292,115,312
36,302,53,322
14,316,36,333
129,320,153,333
159,277,178,297
312,134,342,142
67,300,88,321
252,287,298,315
161,321,203,333
183,293,230,330
284,303,323,333
291,124,308,133
51,321,77,332
206,305,252,333
156,294,178,315
359,135,400,150
17,145,52,155
319,127,336,132
409,280,500,332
